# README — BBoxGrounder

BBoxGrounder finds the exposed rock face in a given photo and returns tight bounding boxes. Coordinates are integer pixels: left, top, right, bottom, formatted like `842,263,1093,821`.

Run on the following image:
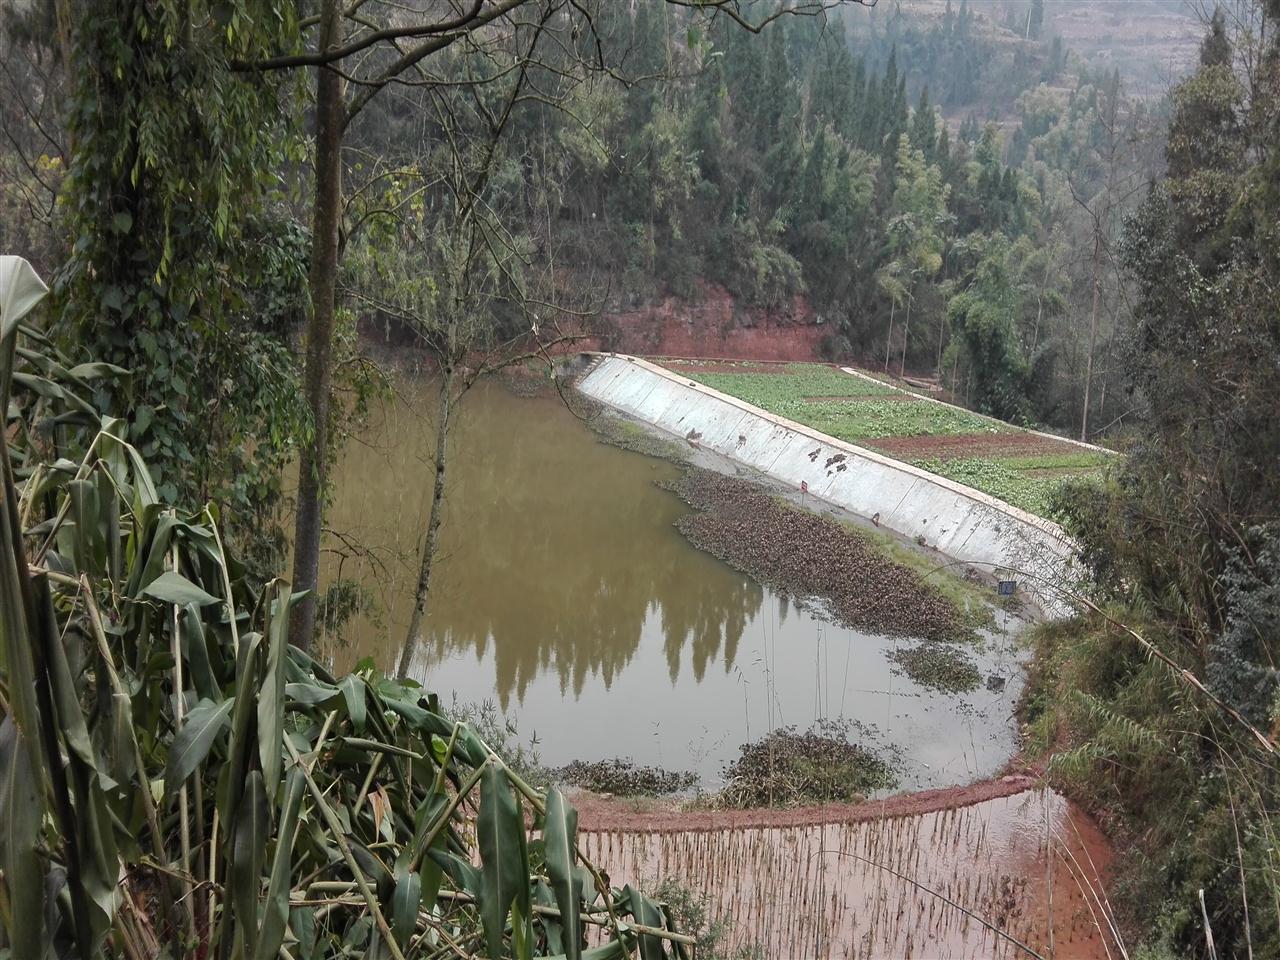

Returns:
596,281,827,361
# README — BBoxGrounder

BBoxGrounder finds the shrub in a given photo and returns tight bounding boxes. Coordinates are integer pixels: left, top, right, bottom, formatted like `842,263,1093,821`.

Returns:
718,719,896,808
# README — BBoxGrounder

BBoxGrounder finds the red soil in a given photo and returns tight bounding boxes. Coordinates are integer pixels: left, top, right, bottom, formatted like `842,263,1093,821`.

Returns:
869,431,1076,461
592,281,827,361
660,361,792,374
574,773,1041,834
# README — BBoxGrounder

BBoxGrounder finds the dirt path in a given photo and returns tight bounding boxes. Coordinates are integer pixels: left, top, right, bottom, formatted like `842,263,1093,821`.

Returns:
574,773,1040,833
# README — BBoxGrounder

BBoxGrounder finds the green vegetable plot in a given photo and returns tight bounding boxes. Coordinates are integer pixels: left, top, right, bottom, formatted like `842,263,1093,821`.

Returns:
915,456,1104,518
663,359,1108,520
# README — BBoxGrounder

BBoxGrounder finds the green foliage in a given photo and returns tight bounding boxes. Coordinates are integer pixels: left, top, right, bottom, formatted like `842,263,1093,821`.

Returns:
537,6,1076,402
444,698,552,791
914,455,1100,520
1021,13,1280,952
1209,529,1280,727
643,878,761,960
556,759,697,797
995,450,1109,471
802,397,994,442
945,233,1032,423
1199,8,1233,68
1164,63,1244,258
888,134,950,284
54,0,310,575
1022,611,1280,958
886,642,981,694
0,287,686,958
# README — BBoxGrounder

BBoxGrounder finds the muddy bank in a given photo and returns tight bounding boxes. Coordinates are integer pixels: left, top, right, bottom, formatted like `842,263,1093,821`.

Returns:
665,469,972,643
578,398,694,463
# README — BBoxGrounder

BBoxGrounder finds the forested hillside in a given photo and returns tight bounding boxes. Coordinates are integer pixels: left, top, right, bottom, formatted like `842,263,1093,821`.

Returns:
394,1,1167,436
1025,6,1280,955
2,2,1279,958
5,0,1169,446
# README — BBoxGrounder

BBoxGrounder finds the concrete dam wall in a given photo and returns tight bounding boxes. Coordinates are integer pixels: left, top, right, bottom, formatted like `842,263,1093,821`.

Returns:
575,354,1076,615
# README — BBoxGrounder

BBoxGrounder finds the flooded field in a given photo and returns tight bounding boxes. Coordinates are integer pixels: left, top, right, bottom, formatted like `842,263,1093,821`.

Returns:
582,787,1119,959
323,377,1024,788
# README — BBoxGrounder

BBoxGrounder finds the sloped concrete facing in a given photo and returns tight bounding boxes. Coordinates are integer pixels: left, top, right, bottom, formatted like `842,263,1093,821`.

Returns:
576,353,1077,617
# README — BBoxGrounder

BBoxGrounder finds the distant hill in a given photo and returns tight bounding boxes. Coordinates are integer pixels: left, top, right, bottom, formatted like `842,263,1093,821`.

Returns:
840,0,1202,117
1045,0,1201,96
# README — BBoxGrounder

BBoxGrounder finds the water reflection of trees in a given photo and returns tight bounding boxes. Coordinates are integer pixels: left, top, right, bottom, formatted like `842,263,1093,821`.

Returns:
380,383,765,708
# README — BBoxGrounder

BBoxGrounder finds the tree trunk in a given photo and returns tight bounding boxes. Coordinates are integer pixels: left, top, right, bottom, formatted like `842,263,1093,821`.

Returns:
53,0,76,99
397,374,454,679
883,298,896,372
1032,254,1051,355
290,0,345,651
1098,306,1117,424
898,295,912,379
936,307,946,372
1080,245,1101,442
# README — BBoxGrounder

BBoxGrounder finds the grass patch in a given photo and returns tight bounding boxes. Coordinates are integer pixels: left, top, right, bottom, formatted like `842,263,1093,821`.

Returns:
685,362,895,400
797,397,999,441
680,362,995,439
887,643,982,694
556,758,698,796
997,451,1113,471
590,412,691,463
718,719,897,808
913,456,1103,520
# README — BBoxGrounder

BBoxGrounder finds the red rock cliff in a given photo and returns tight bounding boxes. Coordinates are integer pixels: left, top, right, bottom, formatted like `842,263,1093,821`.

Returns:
593,281,828,361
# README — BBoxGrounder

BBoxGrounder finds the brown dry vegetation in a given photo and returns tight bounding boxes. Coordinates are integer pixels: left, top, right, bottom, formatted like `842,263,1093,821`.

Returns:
868,431,1073,460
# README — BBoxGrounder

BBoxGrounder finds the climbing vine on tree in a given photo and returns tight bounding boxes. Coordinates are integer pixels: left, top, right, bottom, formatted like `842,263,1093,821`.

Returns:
54,0,311,572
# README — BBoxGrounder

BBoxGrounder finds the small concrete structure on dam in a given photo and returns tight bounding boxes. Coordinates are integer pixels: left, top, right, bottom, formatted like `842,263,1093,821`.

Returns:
575,353,1078,615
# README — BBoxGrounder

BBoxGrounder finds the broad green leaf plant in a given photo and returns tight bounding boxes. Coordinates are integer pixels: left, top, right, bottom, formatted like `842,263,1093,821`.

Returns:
0,258,688,958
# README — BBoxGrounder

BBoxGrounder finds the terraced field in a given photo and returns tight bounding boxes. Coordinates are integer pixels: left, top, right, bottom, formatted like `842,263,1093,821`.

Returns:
661,359,1110,520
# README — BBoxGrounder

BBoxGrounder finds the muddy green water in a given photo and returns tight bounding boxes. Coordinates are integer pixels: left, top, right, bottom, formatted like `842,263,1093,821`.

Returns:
321,377,1024,789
